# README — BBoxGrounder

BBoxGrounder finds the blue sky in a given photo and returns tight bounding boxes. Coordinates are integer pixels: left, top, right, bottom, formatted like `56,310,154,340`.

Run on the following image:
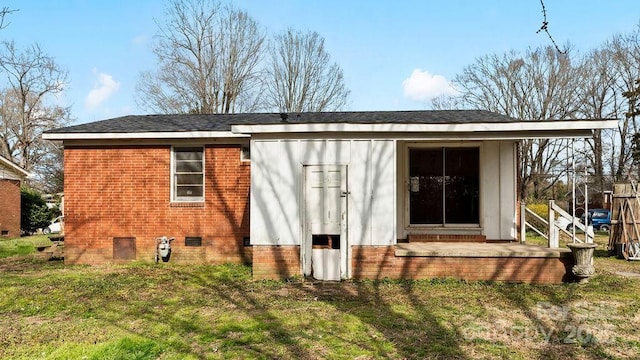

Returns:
1,0,638,125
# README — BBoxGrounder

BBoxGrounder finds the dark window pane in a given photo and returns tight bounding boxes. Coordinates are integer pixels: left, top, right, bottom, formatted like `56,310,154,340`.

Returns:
408,147,479,225
241,145,251,161
175,150,203,161
409,148,443,224
444,148,479,223
176,174,203,185
176,161,203,173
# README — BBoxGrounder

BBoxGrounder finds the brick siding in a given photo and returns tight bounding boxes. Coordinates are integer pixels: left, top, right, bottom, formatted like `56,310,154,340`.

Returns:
351,246,573,284
407,234,487,242
0,179,21,238
249,244,570,283
63,145,250,265
252,245,301,280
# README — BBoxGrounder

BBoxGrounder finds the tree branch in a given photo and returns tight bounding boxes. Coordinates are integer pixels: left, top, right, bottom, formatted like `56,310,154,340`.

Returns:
536,0,566,54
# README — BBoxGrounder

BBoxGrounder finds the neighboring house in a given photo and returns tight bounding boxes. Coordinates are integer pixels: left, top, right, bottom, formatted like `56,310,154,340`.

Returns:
0,154,31,238
43,193,64,211
43,111,617,282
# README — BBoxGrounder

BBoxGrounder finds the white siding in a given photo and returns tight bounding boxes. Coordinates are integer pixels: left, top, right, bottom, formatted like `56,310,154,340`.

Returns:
251,137,518,247
499,141,517,239
481,142,501,239
250,140,300,245
480,140,517,241
370,140,396,245
348,140,372,245
251,138,397,246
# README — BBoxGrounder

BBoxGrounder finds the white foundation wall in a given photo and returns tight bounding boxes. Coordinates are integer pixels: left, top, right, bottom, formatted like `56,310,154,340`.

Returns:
250,138,397,246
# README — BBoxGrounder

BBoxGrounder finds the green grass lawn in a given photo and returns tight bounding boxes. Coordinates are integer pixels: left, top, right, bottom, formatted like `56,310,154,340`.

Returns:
522,230,611,247
0,235,638,359
0,234,54,258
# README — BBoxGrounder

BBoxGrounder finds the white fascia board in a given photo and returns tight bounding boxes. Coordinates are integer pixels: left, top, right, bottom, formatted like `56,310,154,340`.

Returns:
42,131,248,141
382,130,596,140
248,130,595,142
231,119,619,134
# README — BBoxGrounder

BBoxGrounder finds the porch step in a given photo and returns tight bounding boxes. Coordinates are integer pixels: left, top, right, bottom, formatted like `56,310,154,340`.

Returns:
408,234,487,243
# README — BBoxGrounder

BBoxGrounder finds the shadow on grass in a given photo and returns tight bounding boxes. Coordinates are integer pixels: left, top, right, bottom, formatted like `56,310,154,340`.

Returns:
4,256,638,359
488,256,638,360
27,262,467,359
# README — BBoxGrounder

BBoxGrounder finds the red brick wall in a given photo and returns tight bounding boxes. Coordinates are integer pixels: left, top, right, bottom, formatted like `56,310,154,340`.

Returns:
408,234,487,242
63,145,250,265
351,246,573,284
0,179,21,238
252,246,301,280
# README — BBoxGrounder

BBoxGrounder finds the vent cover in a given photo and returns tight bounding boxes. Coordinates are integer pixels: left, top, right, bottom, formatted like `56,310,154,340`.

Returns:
113,237,136,260
185,236,202,246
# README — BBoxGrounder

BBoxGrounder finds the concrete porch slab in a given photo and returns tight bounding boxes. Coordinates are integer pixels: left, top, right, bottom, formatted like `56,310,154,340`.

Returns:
395,242,572,258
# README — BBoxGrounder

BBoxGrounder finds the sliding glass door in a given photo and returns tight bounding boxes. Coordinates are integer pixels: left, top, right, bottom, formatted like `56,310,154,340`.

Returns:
409,147,479,225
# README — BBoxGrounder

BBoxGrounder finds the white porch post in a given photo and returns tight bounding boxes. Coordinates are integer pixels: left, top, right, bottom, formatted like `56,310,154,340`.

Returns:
520,203,526,244
548,200,558,248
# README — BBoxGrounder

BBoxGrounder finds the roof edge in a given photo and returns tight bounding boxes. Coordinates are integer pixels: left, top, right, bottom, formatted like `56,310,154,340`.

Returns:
0,155,31,178
42,131,249,141
231,119,619,134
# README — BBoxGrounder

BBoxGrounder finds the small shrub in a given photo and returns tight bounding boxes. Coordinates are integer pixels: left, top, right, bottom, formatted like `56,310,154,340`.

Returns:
527,203,549,220
21,187,57,234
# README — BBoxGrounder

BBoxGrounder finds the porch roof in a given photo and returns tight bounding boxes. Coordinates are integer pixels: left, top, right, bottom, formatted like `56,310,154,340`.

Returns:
232,117,617,140
42,110,617,141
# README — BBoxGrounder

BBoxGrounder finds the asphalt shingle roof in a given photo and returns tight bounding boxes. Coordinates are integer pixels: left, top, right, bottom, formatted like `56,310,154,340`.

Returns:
44,110,519,134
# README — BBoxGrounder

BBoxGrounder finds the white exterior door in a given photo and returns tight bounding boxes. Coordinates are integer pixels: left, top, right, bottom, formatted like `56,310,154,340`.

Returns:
303,165,348,279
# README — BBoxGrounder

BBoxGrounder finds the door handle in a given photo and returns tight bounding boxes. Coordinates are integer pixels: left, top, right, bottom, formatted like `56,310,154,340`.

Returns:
341,191,350,197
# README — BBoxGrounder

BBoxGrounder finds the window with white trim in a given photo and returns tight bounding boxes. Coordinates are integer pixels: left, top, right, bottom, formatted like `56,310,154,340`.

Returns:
241,144,251,162
172,147,204,202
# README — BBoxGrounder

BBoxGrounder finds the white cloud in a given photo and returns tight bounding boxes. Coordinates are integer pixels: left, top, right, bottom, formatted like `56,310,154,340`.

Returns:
131,34,146,45
402,69,458,102
85,72,120,110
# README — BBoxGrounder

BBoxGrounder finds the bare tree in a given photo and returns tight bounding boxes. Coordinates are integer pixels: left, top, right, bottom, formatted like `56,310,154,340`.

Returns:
28,142,64,193
264,29,349,112
430,94,466,110
136,0,265,114
575,48,619,195
454,46,582,200
0,7,17,30
535,0,565,55
0,41,71,172
608,27,640,181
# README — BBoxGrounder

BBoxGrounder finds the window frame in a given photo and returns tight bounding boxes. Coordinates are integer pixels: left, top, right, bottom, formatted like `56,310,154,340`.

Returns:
171,146,205,203
240,144,251,162
405,143,481,228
